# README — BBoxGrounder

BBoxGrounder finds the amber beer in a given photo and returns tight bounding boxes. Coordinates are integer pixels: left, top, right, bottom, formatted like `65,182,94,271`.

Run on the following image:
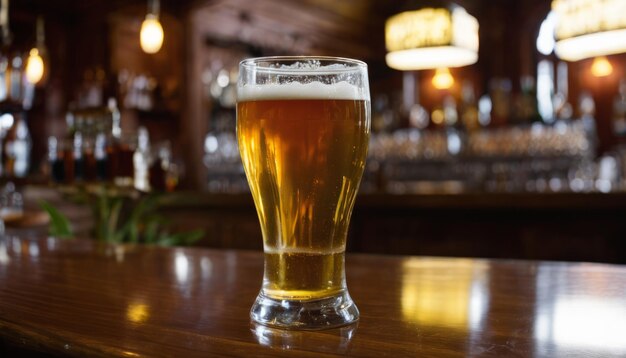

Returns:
239,57,369,329
238,87,369,301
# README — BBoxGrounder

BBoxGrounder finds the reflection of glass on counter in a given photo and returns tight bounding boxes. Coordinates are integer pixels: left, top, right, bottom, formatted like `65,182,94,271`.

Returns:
251,322,356,353
401,258,489,330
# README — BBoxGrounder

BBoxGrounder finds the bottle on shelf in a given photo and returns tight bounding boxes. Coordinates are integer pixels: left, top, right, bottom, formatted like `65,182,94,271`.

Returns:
553,62,573,121
612,79,626,136
94,122,109,182
133,126,150,192
149,142,171,192
1,113,31,178
460,81,479,131
48,136,64,183
516,76,541,124
72,120,84,182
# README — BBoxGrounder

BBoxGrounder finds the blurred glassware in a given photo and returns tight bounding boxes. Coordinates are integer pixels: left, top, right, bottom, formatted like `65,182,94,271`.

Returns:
364,116,601,194
0,182,23,222
149,141,172,192
114,133,137,187
612,79,626,136
118,71,157,111
1,113,31,178
489,78,512,127
203,131,247,193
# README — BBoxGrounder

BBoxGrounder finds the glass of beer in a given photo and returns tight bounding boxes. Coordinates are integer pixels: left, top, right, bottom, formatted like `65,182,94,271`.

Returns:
237,57,370,329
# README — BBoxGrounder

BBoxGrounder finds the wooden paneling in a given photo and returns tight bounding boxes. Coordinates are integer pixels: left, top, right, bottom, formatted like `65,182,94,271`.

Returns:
159,192,626,264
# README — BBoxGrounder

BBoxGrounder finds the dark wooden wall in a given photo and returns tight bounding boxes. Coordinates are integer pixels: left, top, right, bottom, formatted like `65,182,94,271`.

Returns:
159,193,626,264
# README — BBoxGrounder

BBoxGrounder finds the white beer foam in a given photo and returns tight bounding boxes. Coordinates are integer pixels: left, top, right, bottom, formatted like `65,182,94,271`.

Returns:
238,81,369,101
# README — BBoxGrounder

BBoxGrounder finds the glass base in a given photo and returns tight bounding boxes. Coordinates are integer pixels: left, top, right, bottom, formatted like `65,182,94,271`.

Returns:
250,291,359,330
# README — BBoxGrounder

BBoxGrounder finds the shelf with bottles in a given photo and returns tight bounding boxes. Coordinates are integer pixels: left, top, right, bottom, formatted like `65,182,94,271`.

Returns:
368,118,594,163
47,101,178,193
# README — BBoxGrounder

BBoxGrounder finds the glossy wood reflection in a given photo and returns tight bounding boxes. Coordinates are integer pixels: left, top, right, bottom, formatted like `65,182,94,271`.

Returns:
0,236,625,357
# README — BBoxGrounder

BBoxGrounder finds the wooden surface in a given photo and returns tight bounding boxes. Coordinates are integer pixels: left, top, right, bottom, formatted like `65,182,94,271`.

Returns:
1,236,625,357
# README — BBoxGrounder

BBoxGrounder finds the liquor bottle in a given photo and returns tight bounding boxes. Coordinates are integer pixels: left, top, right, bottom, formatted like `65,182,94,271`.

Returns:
612,79,626,136
149,142,170,192
73,130,84,182
1,113,31,178
460,81,479,131
553,62,573,120
133,126,150,192
516,76,541,123
94,131,108,181
489,78,512,127
443,95,465,156
48,136,64,183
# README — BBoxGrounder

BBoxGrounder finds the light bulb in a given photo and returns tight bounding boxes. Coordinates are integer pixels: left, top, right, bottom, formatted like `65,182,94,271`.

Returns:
140,14,164,54
432,68,454,90
591,56,613,78
25,48,44,84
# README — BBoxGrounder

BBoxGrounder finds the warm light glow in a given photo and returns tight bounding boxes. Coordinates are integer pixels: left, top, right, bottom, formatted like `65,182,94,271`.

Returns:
553,0,626,61
591,56,613,77
432,67,454,90
401,259,488,329
432,109,445,125
140,14,164,54
385,6,479,70
127,303,150,323
25,48,44,84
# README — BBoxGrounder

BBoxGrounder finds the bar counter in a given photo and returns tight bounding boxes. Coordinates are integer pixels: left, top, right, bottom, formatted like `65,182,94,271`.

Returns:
158,191,626,263
1,235,625,357
14,186,626,263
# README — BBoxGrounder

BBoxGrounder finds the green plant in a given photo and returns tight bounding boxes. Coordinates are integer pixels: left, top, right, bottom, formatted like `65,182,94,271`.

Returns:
39,201,73,238
40,186,203,247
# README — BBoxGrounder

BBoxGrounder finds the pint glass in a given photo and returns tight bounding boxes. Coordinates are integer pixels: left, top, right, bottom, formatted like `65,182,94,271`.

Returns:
237,57,370,329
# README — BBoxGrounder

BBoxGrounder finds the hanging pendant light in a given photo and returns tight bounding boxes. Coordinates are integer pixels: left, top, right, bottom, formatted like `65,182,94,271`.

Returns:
590,56,613,78
553,0,626,61
25,16,46,85
432,67,454,90
140,0,164,54
0,0,35,109
385,4,479,71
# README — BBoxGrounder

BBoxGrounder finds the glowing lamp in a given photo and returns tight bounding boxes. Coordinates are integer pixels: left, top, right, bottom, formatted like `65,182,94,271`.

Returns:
553,0,626,61
432,67,454,90
25,48,44,84
591,56,613,77
140,14,164,54
385,5,479,71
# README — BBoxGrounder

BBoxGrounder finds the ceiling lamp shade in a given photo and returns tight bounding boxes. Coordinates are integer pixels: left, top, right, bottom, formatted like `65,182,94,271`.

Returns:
553,0,626,61
385,5,479,71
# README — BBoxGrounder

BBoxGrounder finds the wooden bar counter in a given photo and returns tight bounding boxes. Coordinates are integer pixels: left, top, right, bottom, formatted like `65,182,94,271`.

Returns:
1,235,625,357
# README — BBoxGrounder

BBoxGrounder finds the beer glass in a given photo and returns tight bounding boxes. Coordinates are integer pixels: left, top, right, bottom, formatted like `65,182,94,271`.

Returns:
237,57,370,329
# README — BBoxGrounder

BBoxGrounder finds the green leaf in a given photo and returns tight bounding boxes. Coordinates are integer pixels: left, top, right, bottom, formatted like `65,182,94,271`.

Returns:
39,201,73,238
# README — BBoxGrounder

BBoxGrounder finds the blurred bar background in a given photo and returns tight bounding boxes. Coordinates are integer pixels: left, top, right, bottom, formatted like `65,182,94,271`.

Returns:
2,0,626,263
